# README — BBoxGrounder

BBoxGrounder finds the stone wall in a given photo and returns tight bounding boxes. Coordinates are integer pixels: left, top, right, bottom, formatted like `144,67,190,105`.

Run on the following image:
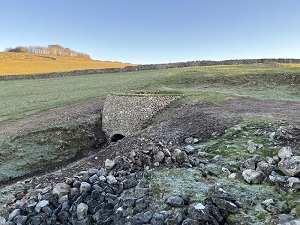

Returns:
1,58,300,80
102,94,180,141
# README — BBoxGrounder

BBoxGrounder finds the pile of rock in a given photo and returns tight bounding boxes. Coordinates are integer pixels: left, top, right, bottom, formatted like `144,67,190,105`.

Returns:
0,157,240,225
240,146,300,190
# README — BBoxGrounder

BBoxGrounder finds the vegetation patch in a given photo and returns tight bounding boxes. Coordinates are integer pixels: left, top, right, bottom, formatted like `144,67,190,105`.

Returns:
0,120,105,183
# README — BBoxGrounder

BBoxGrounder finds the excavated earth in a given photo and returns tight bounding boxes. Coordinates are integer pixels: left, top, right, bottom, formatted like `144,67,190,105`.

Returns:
0,96,300,224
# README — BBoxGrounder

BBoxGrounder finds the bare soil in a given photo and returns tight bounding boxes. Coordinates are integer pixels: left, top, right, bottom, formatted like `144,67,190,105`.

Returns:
1,96,300,189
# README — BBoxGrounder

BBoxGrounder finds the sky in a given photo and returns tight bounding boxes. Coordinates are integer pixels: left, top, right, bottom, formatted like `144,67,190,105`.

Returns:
0,0,300,64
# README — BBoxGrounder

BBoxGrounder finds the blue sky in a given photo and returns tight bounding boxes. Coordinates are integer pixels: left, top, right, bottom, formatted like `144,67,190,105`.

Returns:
0,0,300,64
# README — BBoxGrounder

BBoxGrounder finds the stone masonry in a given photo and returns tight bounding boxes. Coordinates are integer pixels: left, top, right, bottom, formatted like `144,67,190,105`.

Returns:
102,94,180,141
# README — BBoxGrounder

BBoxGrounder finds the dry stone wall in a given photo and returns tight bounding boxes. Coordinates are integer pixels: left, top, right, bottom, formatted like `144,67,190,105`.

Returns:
102,94,180,140
1,58,300,80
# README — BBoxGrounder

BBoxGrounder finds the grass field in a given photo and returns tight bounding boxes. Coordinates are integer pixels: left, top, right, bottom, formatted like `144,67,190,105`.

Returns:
0,52,134,75
0,63,300,122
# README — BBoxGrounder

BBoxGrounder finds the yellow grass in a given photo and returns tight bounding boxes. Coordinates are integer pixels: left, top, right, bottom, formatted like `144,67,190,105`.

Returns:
0,52,136,75
278,63,300,68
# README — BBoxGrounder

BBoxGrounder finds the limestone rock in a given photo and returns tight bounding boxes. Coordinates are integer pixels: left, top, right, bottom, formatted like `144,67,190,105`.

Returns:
80,182,91,193
8,209,21,221
247,140,257,153
278,147,293,159
278,156,300,177
77,203,88,221
35,200,49,213
256,162,273,176
278,214,295,224
183,145,195,154
52,183,70,198
105,159,116,170
153,151,165,163
262,199,274,206
165,195,185,207
106,175,117,184
242,169,264,184
287,177,300,189
0,217,6,225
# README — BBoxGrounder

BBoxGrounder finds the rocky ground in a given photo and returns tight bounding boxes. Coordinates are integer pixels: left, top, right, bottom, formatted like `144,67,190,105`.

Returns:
0,96,300,224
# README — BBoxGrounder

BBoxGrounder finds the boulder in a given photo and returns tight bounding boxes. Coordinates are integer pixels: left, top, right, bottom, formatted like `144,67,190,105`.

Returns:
278,156,300,177
242,169,264,184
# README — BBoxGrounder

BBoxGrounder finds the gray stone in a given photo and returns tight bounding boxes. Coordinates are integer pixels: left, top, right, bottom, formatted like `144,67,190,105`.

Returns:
247,140,258,153
279,219,300,225
269,171,287,183
89,174,99,183
106,175,117,184
278,214,295,224
278,156,300,176
0,217,6,225
211,197,238,213
80,182,91,193
122,179,138,189
278,147,293,159
35,200,49,213
183,145,195,153
194,203,205,209
163,148,171,157
165,195,185,207
8,209,21,221
188,203,216,222
97,168,107,177
87,168,98,176
287,177,300,189
176,151,189,164
77,203,88,221
184,137,194,144
153,151,165,163
58,195,68,204
52,183,70,198
242,169,264,184
150,213,165,225
256,162,273,176
262,199,274,206
105,159,116,170
120,196,137,208
70,187,80,196
13,215,27,225
266,205,280,214
182,218,199,225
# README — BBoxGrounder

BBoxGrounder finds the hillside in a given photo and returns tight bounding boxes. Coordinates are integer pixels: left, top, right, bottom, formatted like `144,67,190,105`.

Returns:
0,61,299,224
0,52,135,75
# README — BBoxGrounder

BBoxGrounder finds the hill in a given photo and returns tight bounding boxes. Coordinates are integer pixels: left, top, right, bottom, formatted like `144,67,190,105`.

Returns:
0,51,135,75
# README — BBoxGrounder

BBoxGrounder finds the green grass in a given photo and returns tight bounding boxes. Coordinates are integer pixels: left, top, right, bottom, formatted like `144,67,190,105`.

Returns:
1,63,300,122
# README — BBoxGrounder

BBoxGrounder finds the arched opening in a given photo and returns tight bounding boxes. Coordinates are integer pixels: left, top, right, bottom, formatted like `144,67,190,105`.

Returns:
111,134,125,142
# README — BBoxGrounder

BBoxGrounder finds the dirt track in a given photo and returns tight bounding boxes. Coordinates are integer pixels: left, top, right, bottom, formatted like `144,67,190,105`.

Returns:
0,96,299,140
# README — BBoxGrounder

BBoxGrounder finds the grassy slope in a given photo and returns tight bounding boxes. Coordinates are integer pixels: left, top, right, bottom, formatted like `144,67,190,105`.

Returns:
0,63,300,122
0,52,134,75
